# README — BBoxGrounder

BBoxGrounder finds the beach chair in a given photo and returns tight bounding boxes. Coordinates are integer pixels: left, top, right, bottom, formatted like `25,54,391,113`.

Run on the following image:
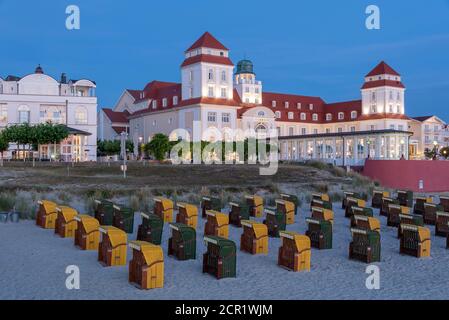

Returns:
98,226,127,267
263,208,286,238
350,206,374,227
204,210,229,238
352,215,380,233
228,201,250,227
423,203,442,225
349,228,381,263
345,197,366,218
276,199,296,225
397,214,424,238
280,193,299,215
112,204,134,233
400,224,431,258
305,218,332,250
278,231,311,272
387,204,410,227
342,191,362,209
176,202,198,229
136,212,163,245
414,196,433,215
310,193,332,210
154,197,173,223
380,197,399,217
36,200,58,229
128,241,164,290
439,196,449,212
168,223,196,261
94,199,114,225
54,206,78,238
245,195,264,218
372,190,389,209
201,196,221,218
240,220,268,255
435,211,449,237
311,206,334,224
74,215,100,250
396,190,413,208
203,236,236,279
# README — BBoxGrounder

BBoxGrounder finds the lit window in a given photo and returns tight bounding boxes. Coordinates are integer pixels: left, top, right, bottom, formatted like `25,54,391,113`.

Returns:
338,112,344,120
312,113,318,121
208,86,214,97
300,113,306,120
326,113,332,121
152,100,157,109
288,112,294,120
351,111,357,119
222,113,230,123
207,112,216,122
272,100,276,108
162,98,167,107
173,96,178,105
309,104,314,110
74,106,87,124
297,102,301,109
285,101,289,108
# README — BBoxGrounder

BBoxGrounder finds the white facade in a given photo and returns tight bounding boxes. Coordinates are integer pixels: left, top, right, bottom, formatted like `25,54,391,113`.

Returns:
0,66,97,161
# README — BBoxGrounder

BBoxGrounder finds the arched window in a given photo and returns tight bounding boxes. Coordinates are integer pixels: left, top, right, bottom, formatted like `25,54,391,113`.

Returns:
300,113,306,121
18,105,30,124
312,113,318,121
326,113,332,121
275,111,281,119
221,70,226,81
257,111,265,117
338,112,344,120
75,106,88,124
351,111,357,119
288,112,294,119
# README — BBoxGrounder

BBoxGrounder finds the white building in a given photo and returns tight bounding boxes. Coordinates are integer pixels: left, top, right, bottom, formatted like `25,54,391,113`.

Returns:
100,32,447,165
0,65,97,161
408,116,448,158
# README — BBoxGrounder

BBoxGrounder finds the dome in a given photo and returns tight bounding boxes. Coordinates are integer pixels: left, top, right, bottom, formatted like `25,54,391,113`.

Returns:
235,59,254,75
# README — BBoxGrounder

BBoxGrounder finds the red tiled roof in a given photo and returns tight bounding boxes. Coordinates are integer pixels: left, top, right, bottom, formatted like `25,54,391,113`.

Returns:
102,108,129,123
180,54,234,68
126,89,142,100
361,80,405,89
112,126,128,134
186,32,228,52
366,61,400,77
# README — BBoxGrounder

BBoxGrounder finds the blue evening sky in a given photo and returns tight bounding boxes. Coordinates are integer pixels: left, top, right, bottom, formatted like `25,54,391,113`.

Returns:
1,0,449,120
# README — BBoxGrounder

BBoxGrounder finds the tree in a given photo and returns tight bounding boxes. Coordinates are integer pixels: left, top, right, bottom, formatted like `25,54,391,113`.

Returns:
145,134,170,161
424,147,438,160
440,147,449,159
0,133,8,165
